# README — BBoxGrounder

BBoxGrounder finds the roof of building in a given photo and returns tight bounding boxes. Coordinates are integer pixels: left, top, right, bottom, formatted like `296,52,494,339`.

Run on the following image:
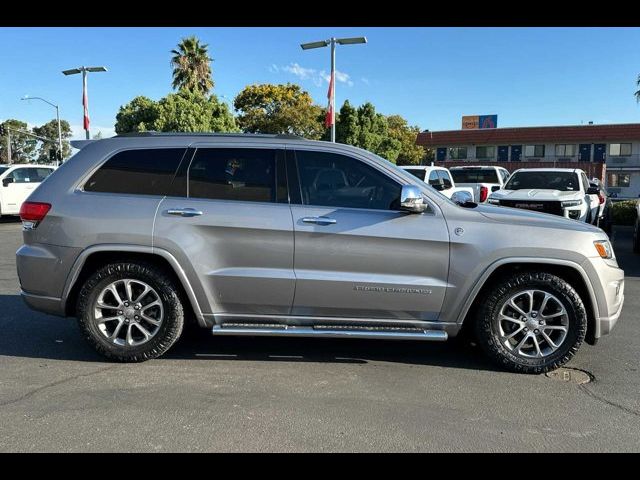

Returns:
416,123,640,147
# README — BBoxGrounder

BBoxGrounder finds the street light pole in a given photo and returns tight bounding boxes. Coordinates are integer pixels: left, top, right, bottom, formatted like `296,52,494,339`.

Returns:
301,36,367,142
62,66,107,140
22,95,63,166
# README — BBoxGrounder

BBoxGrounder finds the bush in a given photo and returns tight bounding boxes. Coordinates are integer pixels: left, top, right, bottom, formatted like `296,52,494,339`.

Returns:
611,200,638,226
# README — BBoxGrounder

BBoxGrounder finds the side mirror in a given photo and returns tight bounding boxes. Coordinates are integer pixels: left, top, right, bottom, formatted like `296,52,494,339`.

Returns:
451,190,473,206
587,186,599,195
400,185,427,213
2,177,13,187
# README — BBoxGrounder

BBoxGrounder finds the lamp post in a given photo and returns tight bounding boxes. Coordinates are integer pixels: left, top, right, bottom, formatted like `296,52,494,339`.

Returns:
62,66,107,139
21,95,63,166
300,36,367,142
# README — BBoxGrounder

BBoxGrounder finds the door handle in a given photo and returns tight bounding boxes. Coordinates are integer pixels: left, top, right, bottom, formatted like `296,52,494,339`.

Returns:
165,208,203,217
301,216,337,225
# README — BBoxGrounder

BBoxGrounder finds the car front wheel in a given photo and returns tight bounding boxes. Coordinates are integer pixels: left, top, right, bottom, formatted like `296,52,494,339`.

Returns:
475,271,587,374
76,262,185,362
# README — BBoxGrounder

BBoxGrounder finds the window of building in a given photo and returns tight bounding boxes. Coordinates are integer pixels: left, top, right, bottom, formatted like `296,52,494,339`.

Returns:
608,172,631,188
448,147,467,160
295,150,402,211
555,144,576,157
476,146,496,159
609,143,632,156
188,148,277,203
84,148,186,195
525,145,545,157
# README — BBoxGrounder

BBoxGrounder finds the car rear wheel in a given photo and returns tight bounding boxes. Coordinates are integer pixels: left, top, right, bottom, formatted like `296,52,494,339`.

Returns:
76,262,184,362
475,271,587,374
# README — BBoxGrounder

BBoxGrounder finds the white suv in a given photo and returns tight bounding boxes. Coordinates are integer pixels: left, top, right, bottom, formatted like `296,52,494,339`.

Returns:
0,164,56,217
488,168,600,223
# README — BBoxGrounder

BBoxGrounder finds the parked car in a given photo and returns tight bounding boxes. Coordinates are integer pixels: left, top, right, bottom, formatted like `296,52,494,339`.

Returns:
589,178,613,234
0,164,56,217
449,165,510,203
400,165,475,201
16,134,624,374
488,168,600,223
634,200,640,254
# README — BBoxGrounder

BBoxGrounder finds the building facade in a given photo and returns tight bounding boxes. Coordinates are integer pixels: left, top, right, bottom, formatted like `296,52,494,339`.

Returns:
415,123,640,198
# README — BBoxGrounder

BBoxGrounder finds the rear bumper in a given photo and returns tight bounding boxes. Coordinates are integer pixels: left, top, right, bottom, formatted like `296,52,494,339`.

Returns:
21,290,66,317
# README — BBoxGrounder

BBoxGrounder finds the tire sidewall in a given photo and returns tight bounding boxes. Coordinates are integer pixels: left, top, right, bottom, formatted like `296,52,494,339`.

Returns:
477,272,586,372
77,263,184,361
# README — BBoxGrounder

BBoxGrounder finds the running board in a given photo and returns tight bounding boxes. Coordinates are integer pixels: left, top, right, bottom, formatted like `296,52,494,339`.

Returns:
211,324,448,341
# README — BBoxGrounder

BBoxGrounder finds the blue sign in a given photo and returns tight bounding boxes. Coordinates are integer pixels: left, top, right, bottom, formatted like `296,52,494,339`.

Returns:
478,115,498,129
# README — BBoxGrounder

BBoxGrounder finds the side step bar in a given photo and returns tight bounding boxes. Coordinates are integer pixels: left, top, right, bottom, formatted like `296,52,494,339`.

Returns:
211,325,448,341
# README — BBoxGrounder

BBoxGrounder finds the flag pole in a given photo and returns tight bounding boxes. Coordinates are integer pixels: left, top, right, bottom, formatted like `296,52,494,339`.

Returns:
330,37,336,143
83,69,89,140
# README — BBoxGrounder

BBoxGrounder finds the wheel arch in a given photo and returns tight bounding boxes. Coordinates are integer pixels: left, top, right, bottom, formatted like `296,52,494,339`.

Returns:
62,245,205,327
458,258,600,345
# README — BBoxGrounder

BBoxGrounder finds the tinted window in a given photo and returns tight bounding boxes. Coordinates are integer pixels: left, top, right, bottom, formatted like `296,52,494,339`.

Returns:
189,148,276,203
295,150,401,210
85,148,185,195
450,168,499,183
428,170,440,186
404,168,426,181
0,167,9,176
505,171,580,191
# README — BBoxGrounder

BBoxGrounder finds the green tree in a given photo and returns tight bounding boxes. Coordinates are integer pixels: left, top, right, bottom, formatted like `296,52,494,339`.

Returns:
0,119,37,163
154,91,238,132
386,115,424,166
33,119,73,162
335,100,359,145
114,92,237,134
636,74,640,102
170,36,214,94
115,96,160,134
234,83,325,139
354,103,401,162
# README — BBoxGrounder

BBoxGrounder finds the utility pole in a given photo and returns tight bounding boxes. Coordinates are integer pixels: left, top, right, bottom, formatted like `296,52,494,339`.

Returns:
6,130,11,165
301,36,367,142
62,66,108,139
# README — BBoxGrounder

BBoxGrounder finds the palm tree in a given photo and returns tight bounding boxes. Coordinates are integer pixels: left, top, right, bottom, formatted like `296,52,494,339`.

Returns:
170,36,214,94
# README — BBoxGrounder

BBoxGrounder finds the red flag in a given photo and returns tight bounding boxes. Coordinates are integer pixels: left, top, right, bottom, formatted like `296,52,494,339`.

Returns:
324,73,334,128
83,73,90,131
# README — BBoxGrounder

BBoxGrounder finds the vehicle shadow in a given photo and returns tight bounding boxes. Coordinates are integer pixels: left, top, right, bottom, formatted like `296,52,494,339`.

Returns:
0,293,499,372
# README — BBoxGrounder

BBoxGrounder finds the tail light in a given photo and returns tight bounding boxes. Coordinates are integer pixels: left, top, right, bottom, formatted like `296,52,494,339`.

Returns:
479,186,489,203
598,193,605,205
19,202,51,229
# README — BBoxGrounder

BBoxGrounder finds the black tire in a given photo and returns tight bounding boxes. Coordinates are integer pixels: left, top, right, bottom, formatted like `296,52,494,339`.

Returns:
77,262,184,362
474,271,587,374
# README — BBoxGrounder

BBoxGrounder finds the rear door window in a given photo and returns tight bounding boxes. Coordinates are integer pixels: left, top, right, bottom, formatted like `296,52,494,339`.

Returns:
188,148,278,203
84,148,186,196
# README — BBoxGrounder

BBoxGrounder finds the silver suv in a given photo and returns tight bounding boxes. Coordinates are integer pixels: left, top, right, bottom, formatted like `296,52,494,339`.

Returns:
16,133,625,373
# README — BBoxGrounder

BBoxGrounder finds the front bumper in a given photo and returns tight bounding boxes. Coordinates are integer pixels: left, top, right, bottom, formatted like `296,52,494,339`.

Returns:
598,293,624,336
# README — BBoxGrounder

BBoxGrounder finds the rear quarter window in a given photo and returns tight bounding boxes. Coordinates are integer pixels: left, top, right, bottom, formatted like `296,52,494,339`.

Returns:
84,148,186,196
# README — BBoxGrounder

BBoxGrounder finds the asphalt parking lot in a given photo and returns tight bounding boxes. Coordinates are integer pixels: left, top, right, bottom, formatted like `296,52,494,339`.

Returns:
0,217,638,452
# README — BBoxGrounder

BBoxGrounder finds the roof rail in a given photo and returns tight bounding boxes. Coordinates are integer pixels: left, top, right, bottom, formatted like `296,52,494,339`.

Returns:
113,132,306,140
70,139,97,150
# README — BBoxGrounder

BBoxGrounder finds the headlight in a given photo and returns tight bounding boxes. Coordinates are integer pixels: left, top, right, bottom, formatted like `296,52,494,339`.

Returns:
487,198,500,205
594,240,613,259
562,200,583,207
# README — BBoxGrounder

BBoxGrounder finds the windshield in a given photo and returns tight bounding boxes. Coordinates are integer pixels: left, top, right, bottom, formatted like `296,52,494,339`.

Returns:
451,168,499,183
0,167,9,176
505,171,580,191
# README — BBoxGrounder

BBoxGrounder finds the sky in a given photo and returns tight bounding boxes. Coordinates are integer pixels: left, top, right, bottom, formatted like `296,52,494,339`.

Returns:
1,27,640,140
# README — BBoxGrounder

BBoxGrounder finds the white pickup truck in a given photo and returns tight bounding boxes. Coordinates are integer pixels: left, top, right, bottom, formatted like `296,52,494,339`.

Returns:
401,165,475,201
487,168,601,223
449,165,511,203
